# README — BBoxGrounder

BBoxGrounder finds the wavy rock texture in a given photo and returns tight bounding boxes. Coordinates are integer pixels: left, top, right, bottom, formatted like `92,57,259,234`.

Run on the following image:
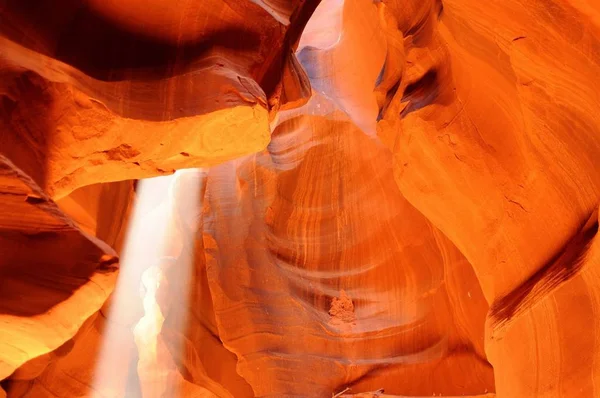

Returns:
0,155,120,381
55,181,135,249
375,0,600,396
201,92,493,396
0,176,135,397
0,0,316,198
1,0,600,397
0,0,315,395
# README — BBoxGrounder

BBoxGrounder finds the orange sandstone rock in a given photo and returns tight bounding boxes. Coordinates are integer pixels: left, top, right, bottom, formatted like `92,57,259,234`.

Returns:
0,155,118,381
1,0,600,397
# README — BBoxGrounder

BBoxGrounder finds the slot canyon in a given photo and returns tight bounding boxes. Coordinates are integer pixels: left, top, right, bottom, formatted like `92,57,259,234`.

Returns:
1,0,599,397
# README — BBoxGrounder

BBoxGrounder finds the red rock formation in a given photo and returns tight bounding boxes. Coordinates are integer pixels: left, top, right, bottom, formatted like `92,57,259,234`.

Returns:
200,92,493,396
0,0,316,395
0,0,316,198
376,0,600,396
0,155,119,381
1,0,600,397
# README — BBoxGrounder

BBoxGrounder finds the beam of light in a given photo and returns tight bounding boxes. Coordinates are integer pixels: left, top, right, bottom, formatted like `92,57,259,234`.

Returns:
91,170,204,397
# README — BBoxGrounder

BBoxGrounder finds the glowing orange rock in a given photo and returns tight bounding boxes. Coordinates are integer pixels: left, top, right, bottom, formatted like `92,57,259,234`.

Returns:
1,0,600,396
200,92,493,396
0,0,315,198
0,155,118,381
377,0,600,396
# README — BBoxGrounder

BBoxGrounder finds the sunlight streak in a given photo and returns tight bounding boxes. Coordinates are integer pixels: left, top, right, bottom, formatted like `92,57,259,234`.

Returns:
91,170,203,397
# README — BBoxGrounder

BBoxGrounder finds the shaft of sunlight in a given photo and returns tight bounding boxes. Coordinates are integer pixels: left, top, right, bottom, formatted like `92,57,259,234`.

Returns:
91,170,203,397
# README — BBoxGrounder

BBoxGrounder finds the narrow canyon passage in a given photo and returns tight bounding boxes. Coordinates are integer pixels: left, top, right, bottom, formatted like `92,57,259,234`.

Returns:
1,0,600,397
199,92,493,396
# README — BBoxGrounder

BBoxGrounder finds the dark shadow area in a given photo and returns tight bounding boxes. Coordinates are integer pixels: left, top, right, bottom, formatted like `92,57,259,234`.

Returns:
0,229,109,316
1,0,263,82
0,71,52,191
0,155,112,317
490,209,599,328
401,68,440,117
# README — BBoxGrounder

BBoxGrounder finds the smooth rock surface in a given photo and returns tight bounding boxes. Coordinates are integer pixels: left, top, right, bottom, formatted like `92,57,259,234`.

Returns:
0,155,118,381
375,0,600,395
1,0,600,396
0,0,317,198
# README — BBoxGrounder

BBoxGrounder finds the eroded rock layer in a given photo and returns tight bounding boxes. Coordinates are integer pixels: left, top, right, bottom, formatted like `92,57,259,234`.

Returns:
1,0,600,396
0,0,316,198
376,0,600,395
0,155,120,381
200,92,493,396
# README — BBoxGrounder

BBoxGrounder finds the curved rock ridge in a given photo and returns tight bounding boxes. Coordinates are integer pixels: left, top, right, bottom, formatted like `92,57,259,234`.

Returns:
0,155,119,381
0,0,319,395
0,0,317,198
1,0,600,396
55,181,135,251
198,90,493,396
2,172,254,398
374,0,600,396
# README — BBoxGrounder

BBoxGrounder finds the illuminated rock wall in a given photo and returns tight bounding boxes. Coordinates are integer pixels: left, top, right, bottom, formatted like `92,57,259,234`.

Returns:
1,0,599,396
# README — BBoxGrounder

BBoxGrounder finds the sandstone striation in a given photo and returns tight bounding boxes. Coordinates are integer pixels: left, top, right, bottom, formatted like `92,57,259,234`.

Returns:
200,91,493,396
1,0,600,397
376,0,600,395
0,155,119,381
0,0,316,198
